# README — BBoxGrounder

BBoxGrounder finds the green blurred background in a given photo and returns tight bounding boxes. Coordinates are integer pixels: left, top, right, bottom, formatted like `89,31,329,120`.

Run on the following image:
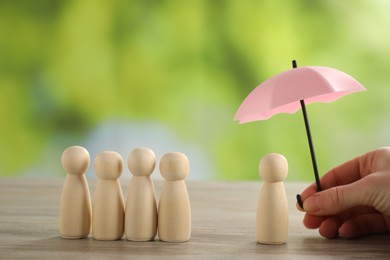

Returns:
1,0,389,180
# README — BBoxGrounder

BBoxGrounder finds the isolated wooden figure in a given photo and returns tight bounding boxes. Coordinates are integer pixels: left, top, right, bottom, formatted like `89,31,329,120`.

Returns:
158,152,191,242
92,151,125,240
60,145,92,239
256,153,289,245
125,147,158,241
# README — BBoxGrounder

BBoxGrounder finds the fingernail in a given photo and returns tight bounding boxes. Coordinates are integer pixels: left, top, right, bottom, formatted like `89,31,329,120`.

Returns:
302,195,320,212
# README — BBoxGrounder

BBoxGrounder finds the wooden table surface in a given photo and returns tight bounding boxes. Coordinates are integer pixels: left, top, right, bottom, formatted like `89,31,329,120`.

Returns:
1,178,389,259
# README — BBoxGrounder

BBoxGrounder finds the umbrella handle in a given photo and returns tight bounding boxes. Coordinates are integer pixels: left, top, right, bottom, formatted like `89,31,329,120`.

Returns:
300,99,322,192
297,99,322,210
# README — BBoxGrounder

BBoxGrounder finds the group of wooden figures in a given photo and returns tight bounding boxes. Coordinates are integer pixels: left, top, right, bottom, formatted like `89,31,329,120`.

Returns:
60,144,289,245
60,146,191,242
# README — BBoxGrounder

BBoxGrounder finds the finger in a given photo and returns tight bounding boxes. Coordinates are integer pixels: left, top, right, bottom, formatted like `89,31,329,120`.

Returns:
369,147,390,172
325,147,390,185
299,183,318,202
302,177,372,216
339,213,390,238
298,159,361,203
302,205,376,229
319,216,343,239
303,213,327,229
339,206,378,220
299,147,390,202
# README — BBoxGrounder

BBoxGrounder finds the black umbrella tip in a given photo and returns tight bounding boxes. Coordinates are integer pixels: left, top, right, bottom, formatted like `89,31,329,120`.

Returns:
296,194,304,210
292,60,298,68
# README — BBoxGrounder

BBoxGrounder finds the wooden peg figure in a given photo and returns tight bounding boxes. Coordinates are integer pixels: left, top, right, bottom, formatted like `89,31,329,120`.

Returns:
125,147,158,241
60,145,92,239
256,153,289,245
92,151,125,240
158,152,191,242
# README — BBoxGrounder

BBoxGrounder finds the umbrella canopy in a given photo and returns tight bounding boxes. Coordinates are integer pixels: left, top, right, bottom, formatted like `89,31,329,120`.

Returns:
234,61,366,207
235,65,366,123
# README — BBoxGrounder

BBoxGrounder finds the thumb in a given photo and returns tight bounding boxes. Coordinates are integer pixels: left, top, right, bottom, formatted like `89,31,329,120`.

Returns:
303,178,372,216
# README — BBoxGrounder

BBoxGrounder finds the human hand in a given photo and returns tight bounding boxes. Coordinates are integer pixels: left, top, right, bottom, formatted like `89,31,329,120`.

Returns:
297,147,390,239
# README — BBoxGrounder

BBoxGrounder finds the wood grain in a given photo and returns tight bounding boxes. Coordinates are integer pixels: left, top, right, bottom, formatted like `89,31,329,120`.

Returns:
1,178,390,259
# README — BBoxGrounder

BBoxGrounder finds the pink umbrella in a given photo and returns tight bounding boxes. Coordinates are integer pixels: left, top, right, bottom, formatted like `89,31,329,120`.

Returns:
234,60,366,207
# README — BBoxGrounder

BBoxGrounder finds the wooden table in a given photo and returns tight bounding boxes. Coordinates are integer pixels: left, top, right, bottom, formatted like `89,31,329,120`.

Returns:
1,178,389,259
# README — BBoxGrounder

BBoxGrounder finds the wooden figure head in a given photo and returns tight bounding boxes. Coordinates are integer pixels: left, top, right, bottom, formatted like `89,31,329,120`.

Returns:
94,151,123,180
127,147,156,176
159,152,189,181
259,153,288,183
61,146,90,175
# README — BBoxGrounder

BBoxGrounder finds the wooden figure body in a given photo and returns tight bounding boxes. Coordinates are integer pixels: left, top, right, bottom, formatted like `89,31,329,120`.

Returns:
60,146,92,239
256,153,288,245
92,151,124,241
158,152,191,243
125,147,158,241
